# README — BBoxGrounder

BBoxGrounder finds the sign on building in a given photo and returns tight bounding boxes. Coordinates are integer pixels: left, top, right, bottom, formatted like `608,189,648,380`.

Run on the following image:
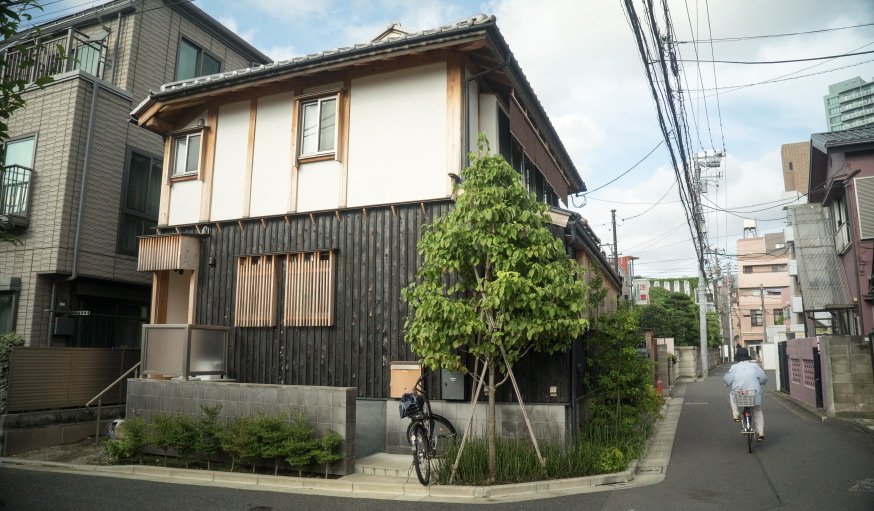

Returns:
633,279,650,305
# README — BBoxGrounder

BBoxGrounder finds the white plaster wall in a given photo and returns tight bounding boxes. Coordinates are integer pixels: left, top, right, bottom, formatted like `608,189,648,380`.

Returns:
168,178,201,225
210,100,250,221
165,270,191,324
297,159,341,212
250,92,293,217
467,78,479,155
478,94,499,155
347,62,448,207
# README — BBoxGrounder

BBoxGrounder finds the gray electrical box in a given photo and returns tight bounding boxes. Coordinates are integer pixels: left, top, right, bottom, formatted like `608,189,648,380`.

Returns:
54,317,75,336
441,369,464,400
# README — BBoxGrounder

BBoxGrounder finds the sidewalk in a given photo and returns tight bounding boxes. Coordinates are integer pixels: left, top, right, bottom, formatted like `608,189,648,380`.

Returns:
0,388,684,503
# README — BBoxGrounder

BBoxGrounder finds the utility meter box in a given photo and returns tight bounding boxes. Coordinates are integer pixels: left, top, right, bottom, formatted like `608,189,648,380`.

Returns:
441,369,464,400
389,361,421,398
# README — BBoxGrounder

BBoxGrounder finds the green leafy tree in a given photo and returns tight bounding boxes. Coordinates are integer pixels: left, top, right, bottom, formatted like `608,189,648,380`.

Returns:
403,137,589,481
218,415,257,472
313,429,343,479
706,310,721,348
284,409,317,477
151,412,174,466
250,411,291,475
0,332,24,413
195,403,223,470
169,414,199,468
104,415,149,464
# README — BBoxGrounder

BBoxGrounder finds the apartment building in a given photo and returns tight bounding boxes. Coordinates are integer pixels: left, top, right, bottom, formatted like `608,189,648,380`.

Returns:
0,0,269,347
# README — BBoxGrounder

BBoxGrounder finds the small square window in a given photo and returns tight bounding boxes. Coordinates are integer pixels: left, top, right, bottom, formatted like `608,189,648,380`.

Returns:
300,96,337,158
171,132,201,176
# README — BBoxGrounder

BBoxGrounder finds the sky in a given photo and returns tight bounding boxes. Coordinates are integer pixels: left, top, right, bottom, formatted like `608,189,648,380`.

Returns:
33,0,874,279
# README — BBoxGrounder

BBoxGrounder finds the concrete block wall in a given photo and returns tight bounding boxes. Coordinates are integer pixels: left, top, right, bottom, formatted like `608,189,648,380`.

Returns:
384,400,567,455
126,379,356,475
676,346,699,379
822,336,874,418
0,405,126,456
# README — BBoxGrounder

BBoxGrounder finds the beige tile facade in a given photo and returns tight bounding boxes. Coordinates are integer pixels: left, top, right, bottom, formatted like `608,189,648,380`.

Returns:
0,0,268,346
781,142,810,195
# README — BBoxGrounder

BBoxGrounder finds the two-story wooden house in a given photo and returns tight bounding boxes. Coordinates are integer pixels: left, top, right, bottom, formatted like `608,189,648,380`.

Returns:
130,14,622,455
0,0,270,348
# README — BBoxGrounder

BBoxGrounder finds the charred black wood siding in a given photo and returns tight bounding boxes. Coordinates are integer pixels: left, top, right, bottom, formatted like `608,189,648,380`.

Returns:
194,202,452,398
191,200,580,403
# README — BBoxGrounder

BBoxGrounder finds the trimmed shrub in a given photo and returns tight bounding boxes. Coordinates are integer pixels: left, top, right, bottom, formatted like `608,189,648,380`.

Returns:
0,332,24,414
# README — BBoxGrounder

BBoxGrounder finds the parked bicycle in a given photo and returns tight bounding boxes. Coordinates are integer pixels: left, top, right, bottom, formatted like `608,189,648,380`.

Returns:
399,369,457,485
734,390,757,453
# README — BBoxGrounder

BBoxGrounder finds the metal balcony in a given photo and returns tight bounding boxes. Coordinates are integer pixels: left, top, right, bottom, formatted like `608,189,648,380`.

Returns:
1,28,110,83
0,164,33,228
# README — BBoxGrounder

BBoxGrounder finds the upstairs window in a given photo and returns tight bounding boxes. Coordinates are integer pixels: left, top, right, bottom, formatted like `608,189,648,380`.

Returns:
117,149,162,255
171,131,202,177
299,96,337,158
175,38,221,81
751,309,763,326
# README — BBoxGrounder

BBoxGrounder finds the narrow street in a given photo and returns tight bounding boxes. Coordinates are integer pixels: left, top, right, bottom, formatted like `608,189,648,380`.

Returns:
2,363,872,511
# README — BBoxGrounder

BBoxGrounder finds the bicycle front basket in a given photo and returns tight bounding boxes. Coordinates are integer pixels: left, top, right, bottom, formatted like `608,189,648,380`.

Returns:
399,392,423,418
734,390,757,407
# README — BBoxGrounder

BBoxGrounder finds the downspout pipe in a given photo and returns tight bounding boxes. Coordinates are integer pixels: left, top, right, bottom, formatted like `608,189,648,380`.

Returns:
461,51,511,172
48,77,100,346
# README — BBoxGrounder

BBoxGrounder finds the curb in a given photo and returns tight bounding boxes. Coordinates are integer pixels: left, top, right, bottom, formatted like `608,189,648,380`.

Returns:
0,456,638,500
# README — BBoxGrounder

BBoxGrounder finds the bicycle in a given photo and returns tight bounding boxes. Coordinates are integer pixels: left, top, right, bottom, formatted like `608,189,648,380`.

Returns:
399,370,457,485
733,390,757,453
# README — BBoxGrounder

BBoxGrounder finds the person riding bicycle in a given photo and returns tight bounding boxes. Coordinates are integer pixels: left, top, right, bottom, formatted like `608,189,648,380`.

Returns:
723,350,768,442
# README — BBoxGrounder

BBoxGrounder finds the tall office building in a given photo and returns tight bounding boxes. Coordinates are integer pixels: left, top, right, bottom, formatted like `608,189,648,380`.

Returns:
824,76,874,132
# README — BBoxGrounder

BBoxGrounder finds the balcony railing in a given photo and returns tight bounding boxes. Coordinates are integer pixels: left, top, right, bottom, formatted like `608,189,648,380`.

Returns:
1,164,33,227
1,28,109,84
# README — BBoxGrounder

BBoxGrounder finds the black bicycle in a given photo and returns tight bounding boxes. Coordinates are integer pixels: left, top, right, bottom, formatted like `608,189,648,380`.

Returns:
734,390,757,453
399,371,457,485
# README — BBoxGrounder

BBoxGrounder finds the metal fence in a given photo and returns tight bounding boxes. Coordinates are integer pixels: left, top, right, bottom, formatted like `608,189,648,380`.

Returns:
4,348,139,413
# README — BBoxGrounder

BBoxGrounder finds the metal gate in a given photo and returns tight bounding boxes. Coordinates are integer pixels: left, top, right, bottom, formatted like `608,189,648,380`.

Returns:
778,341,790,394
812,347,823,409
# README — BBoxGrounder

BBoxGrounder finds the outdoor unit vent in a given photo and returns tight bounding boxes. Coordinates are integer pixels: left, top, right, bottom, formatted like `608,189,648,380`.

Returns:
855,176,874,240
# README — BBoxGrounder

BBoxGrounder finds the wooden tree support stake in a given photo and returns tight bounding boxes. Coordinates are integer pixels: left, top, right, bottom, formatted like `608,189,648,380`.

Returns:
449,361,489,485
501,345,546,469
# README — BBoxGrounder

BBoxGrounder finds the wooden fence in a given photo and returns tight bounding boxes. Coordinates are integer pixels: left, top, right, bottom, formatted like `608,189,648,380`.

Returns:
5,347,140,413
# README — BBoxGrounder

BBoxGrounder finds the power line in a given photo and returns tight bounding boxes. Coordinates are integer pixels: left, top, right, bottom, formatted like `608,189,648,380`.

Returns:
673,49,874,64
675,22,874,44
583,138,666,195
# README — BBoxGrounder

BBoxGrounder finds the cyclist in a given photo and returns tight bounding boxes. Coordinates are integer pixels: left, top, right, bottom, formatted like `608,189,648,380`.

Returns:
724,350,768,442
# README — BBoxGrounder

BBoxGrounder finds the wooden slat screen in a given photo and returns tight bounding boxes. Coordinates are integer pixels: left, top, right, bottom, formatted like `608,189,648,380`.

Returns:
138,235,200,271
285,251,335,326
235,255,278,327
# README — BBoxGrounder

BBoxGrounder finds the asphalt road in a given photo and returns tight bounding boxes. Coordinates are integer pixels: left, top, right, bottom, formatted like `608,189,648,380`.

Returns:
1,364,873,511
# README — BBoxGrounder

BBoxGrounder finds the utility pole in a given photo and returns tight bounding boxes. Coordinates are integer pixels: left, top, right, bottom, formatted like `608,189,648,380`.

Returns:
611,209,618,274
693,151,725,378
760,283,767,353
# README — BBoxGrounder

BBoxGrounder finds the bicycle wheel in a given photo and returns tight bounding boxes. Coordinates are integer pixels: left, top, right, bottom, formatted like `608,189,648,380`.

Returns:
429,414,457,457
745,408,754,453
411,423,431,485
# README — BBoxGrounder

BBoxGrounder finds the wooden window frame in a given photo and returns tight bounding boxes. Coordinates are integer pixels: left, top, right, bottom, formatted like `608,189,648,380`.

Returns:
169,126,208,180
284,251,335,327
298,95,338,161
234,255,279,327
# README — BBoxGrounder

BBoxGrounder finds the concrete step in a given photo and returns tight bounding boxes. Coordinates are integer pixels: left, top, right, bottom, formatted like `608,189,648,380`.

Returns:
354,452,414,479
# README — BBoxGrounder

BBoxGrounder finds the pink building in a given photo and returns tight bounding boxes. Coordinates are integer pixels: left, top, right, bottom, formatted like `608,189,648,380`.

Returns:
734,234,790,351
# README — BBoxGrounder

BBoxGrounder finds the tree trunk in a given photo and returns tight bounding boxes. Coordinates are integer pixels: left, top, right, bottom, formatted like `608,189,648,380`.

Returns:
487,360,497,482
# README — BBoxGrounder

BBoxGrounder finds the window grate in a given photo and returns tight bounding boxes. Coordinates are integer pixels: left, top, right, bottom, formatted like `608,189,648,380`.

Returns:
235,255,278,327
285,251,335,326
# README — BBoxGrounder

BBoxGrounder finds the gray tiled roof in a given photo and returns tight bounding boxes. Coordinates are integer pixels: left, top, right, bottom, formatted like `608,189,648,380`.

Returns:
811,126,874,149
157,14,496,95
